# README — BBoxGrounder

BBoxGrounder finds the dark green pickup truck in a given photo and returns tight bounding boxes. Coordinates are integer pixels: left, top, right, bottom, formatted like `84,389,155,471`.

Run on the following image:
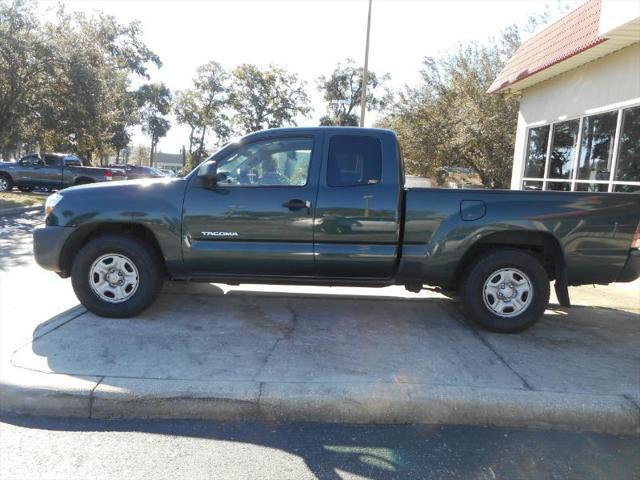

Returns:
34,127,640,332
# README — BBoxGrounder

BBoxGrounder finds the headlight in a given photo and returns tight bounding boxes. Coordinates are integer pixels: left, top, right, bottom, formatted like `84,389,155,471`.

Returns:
45,192,63,218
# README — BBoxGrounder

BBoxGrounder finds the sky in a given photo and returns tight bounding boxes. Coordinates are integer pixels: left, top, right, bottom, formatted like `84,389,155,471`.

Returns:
40,0,580,154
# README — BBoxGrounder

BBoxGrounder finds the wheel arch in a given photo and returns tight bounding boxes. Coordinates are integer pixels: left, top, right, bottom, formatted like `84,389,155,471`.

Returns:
59,223,167,278
455,230,566,286
73,177,95,185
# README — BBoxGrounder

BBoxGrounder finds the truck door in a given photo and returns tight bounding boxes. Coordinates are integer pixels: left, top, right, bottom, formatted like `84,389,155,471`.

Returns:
15,154,46,185
313,132,402,278
41,155,64,188
61,156,84,186
182,134,321,276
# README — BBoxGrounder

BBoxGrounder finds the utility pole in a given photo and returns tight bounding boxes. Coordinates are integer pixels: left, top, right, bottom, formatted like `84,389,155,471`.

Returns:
359,0,373,127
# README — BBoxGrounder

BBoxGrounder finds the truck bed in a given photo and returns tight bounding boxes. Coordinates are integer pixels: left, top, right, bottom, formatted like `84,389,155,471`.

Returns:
400,187,640,286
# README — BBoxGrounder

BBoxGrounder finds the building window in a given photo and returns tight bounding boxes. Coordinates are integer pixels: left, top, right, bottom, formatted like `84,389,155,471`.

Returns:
549,119,579,179
577,111,617,181
521,105,640,192
524,126,549,178
614,184,640,193
576,183,608,192
615,106,640,183
523,180,542,191
546,181,571,191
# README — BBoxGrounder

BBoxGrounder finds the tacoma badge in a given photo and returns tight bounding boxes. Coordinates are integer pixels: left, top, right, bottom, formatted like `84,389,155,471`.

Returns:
201,231,239,237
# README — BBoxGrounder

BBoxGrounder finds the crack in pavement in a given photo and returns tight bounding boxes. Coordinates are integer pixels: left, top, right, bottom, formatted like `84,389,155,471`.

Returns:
88,376,105,419
441,301,534,391
622,394,640,414
252,301,298,381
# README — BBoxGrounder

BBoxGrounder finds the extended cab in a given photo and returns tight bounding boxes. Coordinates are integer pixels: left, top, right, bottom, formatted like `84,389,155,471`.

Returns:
0,153,126,192
33,128,640,333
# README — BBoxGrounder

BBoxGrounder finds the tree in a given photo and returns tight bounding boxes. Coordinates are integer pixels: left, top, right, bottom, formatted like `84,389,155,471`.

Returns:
43,9,160,163
378,28,521,188
0,0,50,158
0,1,160,162
128,144,150,166
377,7,571,188
136,83,172,166
173,90,200,159
109,90,140,163
174,61,230,168
228,64,310,134
317,58,390,127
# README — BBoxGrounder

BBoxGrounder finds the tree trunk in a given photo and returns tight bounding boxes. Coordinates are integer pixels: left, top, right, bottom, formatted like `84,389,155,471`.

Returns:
188,126,195,156
149,139,155,167
195,126,207,163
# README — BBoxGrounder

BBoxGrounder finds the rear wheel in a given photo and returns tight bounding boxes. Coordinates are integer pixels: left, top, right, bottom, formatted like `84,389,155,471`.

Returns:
461,248,550,333
0,174,13,192
71,234,163,318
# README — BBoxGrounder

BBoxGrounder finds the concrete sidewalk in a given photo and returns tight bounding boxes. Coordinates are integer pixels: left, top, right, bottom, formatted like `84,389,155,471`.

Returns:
1,282,639,434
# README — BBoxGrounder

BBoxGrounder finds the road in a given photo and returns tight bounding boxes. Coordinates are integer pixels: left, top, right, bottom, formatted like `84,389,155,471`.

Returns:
1,210,639,479
1,414,639,480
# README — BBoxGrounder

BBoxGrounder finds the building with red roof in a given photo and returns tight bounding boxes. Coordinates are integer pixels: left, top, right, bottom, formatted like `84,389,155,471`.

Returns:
491,0,639,192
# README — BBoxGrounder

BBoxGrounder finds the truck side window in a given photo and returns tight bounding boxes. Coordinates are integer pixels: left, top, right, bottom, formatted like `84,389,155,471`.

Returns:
21,155,44,167
64,156,82,167
216,138,313,187
327,135,382,187
44,155,59,166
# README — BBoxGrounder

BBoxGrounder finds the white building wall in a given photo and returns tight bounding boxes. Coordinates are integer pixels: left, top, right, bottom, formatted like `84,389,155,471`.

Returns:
511,42,640,189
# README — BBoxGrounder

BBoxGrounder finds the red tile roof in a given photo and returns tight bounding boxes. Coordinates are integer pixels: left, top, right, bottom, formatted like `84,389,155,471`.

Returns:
488,0,607,94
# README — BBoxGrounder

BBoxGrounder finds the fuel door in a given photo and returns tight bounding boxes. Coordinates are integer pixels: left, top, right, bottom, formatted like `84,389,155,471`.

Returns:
460,200,486,221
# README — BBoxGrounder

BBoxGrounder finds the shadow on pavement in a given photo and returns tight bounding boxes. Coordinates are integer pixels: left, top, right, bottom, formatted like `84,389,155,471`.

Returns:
2,413,638,480
18,281,640,398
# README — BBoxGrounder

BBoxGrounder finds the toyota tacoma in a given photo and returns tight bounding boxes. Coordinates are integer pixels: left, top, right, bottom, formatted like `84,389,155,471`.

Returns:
33,128,640,333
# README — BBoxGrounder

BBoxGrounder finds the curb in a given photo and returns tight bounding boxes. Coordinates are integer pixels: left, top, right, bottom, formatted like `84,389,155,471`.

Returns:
1,367,638,435
1,308,639,434
0,205,43,217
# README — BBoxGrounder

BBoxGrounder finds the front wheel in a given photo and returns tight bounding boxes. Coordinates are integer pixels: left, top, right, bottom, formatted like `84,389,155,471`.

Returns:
461,249,550,333
0,175,13,192
71,234,164,318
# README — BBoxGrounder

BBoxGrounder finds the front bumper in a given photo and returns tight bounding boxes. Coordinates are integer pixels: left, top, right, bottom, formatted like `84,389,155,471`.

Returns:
33,225,74,272
617,250,640,283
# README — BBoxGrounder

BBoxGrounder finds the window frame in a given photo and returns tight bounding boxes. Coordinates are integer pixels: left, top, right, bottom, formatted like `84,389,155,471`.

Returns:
213,136,315,188
63,156,82,167
326,134,384,188
20,155,44,167
523,124,551,180
547,118,580,180
521,103,640,192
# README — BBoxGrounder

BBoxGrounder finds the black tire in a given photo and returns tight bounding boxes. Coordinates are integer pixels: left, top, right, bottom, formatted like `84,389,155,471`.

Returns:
461,248,550,333
0,174,13,192
71,234,164,318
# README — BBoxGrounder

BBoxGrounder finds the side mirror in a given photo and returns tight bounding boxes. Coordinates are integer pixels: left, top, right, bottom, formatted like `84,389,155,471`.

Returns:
197,160,218,186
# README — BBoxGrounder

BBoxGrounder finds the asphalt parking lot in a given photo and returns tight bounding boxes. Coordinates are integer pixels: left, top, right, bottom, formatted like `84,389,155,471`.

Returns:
1,210,639,433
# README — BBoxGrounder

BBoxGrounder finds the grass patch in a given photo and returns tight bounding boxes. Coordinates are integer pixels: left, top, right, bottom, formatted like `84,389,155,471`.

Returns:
0,190,47,210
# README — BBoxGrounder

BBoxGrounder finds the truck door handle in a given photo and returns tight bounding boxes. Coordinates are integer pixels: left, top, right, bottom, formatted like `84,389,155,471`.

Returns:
282,199,311,213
